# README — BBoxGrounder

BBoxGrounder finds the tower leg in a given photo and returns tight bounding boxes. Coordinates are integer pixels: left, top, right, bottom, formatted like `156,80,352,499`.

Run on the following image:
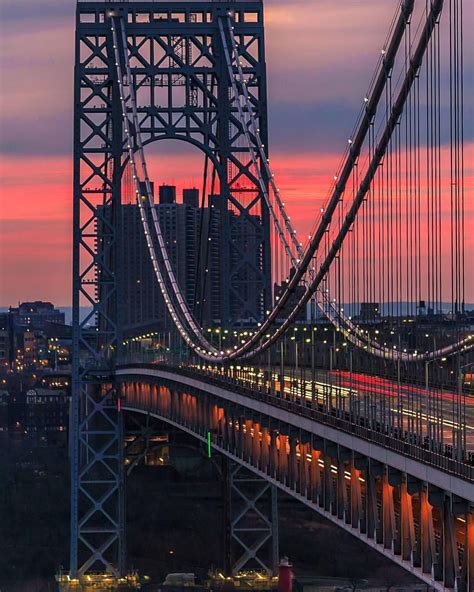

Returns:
71,7,125,578
224,461,279,576
70,378,125,576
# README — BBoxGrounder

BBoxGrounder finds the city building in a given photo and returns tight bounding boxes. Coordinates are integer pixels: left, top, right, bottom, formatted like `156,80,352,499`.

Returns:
359,302,381,321
22,331,38,365
0,389,9,435
0,304,71,371
26,387,69,434
120,188,201,333
9,301,65,331
114,185,266,335
0,312,12,365
183,187,199,208
158,184,176,205
274,267,307,323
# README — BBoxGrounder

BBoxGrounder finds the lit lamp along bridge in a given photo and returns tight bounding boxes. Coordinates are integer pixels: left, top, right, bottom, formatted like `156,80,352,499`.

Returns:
69,0,473,590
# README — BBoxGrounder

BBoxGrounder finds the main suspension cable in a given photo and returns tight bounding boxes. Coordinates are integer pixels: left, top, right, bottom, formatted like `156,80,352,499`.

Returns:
111,0,471,364
218,5,427,358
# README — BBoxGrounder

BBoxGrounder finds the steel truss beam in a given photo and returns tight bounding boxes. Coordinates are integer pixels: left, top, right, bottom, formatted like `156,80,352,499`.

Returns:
72,1,272,576
113,1,271,326
225,461,278,575
72,3,125,575
123,413,168,475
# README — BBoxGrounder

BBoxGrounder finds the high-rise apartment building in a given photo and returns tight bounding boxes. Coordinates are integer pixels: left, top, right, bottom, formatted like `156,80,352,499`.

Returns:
121,188,201,333
112,185,265,334
183,188,199,208
158,184,176,205
0,313,11,365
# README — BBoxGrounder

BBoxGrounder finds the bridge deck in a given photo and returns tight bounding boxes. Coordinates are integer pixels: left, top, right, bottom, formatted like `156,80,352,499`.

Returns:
117,364,474,494
117,364,474,591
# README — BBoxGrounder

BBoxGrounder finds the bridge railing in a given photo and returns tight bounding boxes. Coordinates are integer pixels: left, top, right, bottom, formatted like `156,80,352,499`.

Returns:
121,362,474,482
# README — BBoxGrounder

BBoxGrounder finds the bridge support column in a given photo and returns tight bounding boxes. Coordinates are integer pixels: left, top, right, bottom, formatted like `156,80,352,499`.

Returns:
337,462,347,521
269,429,278,479
278,434,289,486
309,449,321,505
383,473,395,550
185,392,193,427
224,410,232,452
244,419,253,462
225,461,279,576
229,411,238,455
323,458,333,513
195,391,202,428
400,477,415,562
238,416,245,460
445,505,456,588
299,441,310,498
420,485,435,575
466,506,474,592
431,491,446,581
252,421,261,468
442,496,460,589
70,379,125,576
366,467,378,541
288,435,298,490
350,465,362,530
260,427,270,473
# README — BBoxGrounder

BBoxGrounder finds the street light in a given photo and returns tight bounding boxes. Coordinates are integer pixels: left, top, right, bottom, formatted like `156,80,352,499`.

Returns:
215,328,222,351
424,358,438,451
456,360,474,460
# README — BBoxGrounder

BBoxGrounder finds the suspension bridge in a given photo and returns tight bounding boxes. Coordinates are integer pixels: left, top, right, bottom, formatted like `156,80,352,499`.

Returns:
68,0,473,590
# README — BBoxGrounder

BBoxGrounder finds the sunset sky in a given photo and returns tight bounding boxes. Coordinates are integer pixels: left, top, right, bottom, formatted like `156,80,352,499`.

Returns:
0,0,472,306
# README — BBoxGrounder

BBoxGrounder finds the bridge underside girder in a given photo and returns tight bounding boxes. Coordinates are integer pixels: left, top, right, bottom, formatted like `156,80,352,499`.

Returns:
119,375,474,592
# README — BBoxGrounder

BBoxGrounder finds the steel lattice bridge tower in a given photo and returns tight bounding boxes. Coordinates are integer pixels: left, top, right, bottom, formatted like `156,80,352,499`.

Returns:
72,0,271,578
70,0,473,589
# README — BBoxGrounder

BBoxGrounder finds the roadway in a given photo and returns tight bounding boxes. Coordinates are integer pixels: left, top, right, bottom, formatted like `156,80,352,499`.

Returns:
195,364,474,455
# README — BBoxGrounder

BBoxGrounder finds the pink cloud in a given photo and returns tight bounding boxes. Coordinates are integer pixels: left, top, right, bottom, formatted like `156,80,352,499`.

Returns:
1,144,472,306
1,0,473,306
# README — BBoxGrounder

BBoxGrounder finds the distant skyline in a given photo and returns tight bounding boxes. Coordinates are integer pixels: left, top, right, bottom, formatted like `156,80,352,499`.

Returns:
0,0,472,305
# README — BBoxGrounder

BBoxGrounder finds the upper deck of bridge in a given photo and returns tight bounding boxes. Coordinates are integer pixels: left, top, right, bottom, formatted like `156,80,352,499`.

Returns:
117,363,474,500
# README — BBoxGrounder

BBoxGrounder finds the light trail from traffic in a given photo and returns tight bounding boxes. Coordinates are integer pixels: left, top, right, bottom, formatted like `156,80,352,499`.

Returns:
194,364,474,455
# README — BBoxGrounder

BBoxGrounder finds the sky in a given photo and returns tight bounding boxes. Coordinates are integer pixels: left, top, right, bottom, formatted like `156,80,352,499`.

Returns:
0,0,472,306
